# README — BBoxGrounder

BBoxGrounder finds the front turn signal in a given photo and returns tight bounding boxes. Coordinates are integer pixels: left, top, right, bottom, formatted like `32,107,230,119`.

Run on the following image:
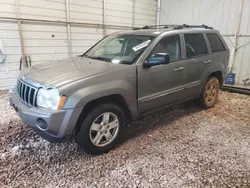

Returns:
57,96,67,110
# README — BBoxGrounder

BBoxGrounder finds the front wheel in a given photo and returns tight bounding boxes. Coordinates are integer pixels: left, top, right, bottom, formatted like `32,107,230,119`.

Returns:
75,104,126,155
198,76,220,108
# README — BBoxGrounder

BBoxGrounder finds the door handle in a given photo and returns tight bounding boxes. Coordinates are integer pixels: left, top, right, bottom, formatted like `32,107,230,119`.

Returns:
173,67,184,72
204,60,212,64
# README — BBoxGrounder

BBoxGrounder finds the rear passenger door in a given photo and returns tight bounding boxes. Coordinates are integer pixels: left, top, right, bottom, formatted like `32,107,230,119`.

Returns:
181,33,208,97
205,33,229,78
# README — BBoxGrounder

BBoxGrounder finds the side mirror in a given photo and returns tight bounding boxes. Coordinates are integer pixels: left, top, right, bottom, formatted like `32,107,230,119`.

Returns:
144,53,170,68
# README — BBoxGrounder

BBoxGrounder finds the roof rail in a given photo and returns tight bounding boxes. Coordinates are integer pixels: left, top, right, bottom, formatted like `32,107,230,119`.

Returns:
132,25,178,30
173,24,213,29
132,24,213,30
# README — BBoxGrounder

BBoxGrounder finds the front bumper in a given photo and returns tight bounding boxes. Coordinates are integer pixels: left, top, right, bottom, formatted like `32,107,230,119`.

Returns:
9,90,75,143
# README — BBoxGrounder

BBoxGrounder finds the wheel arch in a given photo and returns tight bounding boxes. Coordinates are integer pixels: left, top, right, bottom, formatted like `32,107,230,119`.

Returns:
198,70,224,97
208,70,223,86
74,94,132,134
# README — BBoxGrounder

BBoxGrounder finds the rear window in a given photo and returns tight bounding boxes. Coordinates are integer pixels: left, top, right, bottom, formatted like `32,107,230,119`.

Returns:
207,33,225,52
184,34,208,58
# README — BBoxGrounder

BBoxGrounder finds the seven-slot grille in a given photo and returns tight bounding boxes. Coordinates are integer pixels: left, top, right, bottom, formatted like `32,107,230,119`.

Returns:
17,79,38,106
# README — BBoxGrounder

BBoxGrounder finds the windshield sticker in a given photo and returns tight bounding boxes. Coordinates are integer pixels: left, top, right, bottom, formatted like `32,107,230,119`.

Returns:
132,40,151,51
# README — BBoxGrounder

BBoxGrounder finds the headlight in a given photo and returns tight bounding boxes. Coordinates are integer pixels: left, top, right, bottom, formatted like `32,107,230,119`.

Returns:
36,88,64,110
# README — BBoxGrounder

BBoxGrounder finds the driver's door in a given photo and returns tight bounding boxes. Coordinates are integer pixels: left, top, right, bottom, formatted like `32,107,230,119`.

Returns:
137,34,186,113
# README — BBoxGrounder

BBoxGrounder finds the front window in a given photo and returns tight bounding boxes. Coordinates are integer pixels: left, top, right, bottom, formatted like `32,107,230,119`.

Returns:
149,34,181,63
85,35,154,64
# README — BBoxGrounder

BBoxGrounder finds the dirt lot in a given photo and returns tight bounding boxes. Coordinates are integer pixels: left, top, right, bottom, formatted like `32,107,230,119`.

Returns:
0,90,250,188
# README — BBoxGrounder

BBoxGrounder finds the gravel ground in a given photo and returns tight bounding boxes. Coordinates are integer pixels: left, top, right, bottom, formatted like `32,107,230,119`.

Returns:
0,90,250,188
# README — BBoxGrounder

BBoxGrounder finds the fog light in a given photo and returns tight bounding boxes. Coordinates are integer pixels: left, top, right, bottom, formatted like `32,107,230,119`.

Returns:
36,118,48,130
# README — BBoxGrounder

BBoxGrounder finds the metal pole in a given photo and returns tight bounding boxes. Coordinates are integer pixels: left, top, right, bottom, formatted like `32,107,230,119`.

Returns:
156,0,161,30
15,0,26,68
102,0,106,36
230,0,244,73
66,0,72,56
132,0,135,27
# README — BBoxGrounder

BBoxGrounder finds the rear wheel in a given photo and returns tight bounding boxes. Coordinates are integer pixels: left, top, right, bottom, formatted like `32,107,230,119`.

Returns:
198,76,220,108
75,104,126,155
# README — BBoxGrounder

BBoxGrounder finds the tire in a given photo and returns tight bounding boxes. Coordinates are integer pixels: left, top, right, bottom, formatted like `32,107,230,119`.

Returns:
198,76,220,109
75,103,126,155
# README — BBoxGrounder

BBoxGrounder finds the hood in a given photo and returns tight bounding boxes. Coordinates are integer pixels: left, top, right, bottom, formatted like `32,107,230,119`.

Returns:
20,56,126,87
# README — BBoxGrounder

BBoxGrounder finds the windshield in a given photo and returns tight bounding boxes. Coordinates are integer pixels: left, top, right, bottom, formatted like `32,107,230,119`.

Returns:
84,35,154,65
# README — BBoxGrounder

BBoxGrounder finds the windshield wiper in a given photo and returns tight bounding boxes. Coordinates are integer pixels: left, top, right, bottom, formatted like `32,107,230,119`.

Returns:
87,56,111,62
83,55,131,64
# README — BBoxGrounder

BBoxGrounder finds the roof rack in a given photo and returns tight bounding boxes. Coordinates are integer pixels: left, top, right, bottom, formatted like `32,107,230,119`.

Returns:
132,24,213,30
132,25,177,30
173,24,213,29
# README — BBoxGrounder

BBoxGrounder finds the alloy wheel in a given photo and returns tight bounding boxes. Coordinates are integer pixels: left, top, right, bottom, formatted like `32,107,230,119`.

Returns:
89,112,119,147
204,77,219,106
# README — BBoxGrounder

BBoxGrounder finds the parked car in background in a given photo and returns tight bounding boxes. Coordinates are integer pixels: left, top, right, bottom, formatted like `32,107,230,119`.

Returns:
9,24,230,155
